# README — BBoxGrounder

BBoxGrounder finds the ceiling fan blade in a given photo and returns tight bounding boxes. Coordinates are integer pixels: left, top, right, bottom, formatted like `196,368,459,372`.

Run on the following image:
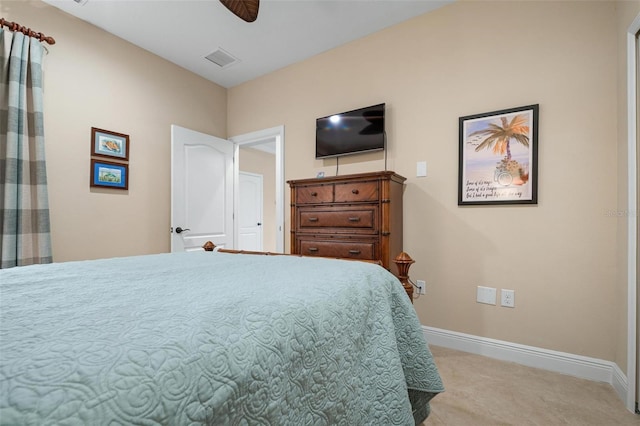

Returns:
220,0,260,23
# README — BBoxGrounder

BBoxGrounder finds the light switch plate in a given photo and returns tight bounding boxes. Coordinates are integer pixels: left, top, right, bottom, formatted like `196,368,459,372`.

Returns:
477,286,496,305
417,161,427,177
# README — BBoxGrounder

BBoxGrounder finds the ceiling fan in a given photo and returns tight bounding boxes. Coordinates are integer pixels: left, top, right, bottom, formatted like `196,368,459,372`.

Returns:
219,0,260,23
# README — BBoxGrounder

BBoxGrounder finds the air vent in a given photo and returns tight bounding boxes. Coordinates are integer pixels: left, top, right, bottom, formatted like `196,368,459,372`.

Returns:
205,48,239,68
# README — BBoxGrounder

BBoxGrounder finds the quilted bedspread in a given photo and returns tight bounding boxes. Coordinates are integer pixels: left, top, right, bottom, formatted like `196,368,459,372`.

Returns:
0,252,443,425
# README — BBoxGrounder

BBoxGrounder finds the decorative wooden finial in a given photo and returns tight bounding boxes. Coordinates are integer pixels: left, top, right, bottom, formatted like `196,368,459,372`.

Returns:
203,241,215,251
393,252,415,302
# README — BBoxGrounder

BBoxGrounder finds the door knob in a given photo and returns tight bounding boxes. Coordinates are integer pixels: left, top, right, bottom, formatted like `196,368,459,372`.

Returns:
175,227,190,234
257,222,262,226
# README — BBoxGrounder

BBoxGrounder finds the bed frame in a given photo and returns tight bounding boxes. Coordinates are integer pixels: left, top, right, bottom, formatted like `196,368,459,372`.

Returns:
202,241,416,302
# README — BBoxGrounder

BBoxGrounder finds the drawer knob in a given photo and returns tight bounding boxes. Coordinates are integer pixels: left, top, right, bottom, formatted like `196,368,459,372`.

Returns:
351,189,359,194
308,247,319,252
311,191,318,196
348,217,360,222
308,217,319,222
349,249,361,255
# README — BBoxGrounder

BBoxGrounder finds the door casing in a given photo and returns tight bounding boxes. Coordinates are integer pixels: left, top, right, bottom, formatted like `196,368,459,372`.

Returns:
230,126,285,253
626,13,640,413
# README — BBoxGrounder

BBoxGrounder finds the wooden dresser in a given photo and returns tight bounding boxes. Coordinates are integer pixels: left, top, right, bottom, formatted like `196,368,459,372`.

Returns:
288,171,405,275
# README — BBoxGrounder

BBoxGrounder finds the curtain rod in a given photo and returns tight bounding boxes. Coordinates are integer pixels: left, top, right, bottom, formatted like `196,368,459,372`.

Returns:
0,18,55,45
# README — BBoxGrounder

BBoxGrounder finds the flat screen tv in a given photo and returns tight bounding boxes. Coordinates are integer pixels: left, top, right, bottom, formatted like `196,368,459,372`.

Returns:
316,103,385,159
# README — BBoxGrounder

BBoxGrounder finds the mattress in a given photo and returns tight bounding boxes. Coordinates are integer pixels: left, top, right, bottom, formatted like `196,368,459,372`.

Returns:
0,251,443,425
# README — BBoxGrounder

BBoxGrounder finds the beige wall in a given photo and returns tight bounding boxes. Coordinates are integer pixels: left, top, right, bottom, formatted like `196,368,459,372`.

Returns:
239,147,277,251
2,1,227,261
4,0,638,369
228,1,626,363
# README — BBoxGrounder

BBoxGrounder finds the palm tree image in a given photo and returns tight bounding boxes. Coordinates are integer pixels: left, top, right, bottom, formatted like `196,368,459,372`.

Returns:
470,113,529,159
468,113,530,186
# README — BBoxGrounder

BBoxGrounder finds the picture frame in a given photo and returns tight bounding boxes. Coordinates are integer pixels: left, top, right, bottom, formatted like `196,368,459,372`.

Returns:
91,127,129,160
458,104,538,206
90,159,128,190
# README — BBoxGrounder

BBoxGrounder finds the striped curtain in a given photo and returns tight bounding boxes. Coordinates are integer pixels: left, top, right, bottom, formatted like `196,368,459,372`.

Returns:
0,27,52,268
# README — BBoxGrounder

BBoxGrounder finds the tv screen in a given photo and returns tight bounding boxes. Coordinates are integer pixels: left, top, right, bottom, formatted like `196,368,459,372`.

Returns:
316,103,385,159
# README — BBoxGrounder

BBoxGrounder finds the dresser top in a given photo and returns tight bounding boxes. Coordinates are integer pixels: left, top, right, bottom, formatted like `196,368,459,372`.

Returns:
287,170,406,185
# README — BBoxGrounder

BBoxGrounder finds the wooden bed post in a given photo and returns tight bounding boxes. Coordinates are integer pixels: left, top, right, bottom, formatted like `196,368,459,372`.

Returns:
393,252,415,303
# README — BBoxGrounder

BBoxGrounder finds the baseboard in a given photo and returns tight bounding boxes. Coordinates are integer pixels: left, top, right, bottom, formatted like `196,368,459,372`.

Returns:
423,326,628,404
612,362,629,404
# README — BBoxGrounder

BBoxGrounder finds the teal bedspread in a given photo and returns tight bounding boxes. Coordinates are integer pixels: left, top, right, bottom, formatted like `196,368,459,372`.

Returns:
0,252,443,425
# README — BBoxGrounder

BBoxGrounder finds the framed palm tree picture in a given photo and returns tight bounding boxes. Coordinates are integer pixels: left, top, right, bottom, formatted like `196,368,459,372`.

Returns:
458,104,539,205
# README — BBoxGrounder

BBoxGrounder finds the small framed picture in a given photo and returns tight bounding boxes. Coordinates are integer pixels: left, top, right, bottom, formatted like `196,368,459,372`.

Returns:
91,127,129,160
458,104,539,205
90,159,128,190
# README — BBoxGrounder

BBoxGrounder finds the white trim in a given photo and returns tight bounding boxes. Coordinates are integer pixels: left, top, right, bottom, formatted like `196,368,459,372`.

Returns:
423,326,627,402
627,13,640,413
614,362,630,406
230,126,285,253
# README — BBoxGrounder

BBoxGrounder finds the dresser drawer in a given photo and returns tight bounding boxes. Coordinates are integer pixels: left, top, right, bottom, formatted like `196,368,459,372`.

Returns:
296,184,333,204
335,181,378,203
299,207,376,230
298,239,376,260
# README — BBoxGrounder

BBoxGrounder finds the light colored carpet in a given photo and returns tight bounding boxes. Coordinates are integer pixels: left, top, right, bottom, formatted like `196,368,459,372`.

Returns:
424,345,640,425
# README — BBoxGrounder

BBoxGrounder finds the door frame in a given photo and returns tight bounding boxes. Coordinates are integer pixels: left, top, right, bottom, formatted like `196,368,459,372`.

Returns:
230,125,285,253
626,12,640,413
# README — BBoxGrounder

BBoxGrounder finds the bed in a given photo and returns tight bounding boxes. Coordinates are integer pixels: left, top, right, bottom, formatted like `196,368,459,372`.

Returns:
0,251,443,425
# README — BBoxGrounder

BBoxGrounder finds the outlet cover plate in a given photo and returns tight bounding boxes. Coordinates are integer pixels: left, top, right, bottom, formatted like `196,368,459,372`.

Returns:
416,280,426,295
501,289,515,308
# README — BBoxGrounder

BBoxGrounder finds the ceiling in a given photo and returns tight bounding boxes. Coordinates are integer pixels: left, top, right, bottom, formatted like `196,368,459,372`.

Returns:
43,0,452,88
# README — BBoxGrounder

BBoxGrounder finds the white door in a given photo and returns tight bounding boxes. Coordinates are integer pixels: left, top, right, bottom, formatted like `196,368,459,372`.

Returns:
238,172,263,251
171,125,234,252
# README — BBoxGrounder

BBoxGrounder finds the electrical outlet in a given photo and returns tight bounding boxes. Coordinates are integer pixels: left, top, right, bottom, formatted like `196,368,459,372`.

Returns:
416,280,426,295
501,289,515,308
476,286,496,305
